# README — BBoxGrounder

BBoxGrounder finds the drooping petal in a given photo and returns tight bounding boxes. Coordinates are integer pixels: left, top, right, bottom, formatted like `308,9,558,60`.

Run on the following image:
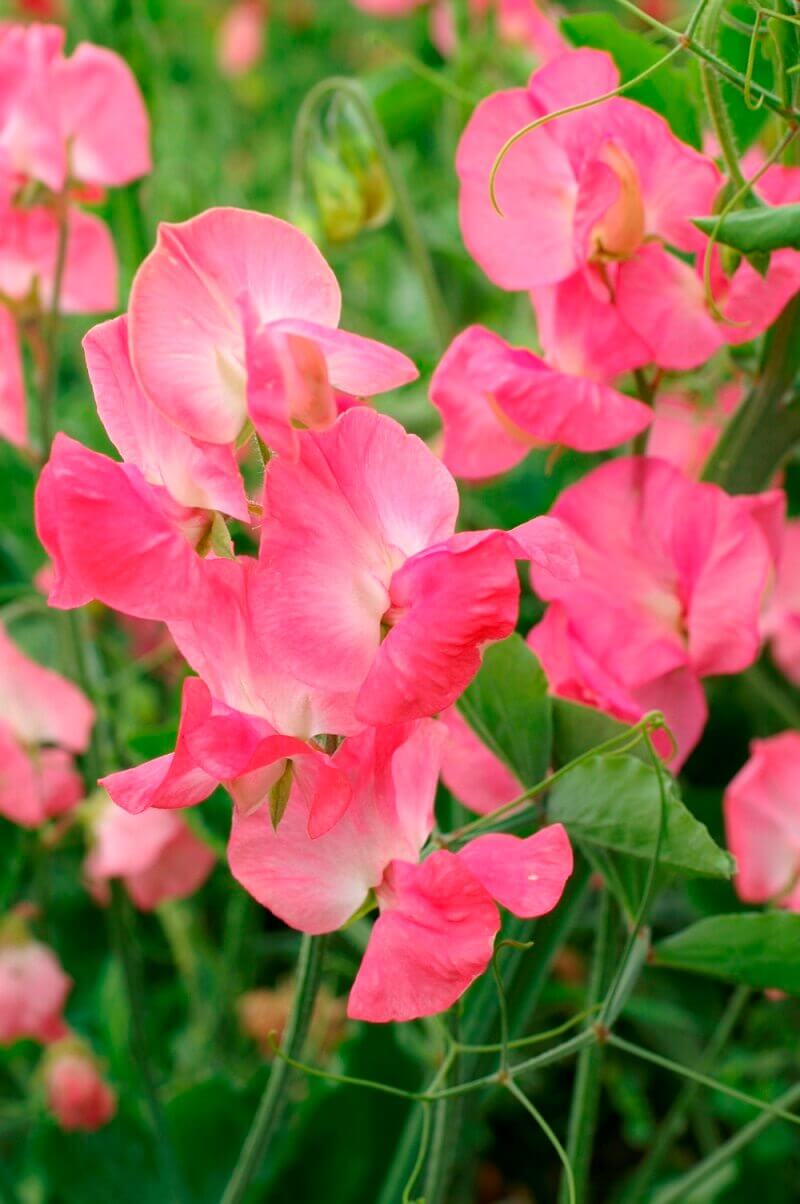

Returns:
84,316,249,519
439,706,522,815
458,824,573,916
348,853,500,1022
128,208,342,444
36,435,206,622
267,317,418,397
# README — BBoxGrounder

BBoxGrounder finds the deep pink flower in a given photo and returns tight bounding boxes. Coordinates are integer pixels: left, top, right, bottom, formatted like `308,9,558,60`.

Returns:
229,720,573,1021
762,520,800,687
85,797,215,911
724,732,800,910
256,407,576,730
0,22,150,190
127,208,417,453
44,1046,116,1132
647,382,742,480
528,458,782,762
0,935,71,1044
439,706,522,814
430,324,650,478
0,303,25,447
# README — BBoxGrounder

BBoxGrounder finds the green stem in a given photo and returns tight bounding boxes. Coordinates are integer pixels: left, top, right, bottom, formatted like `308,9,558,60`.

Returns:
651,1082,800,1203
37,192,69,458
221,934,327,1204
422,1009,462,1204
110,883,186,1203
558,892,615,1204
703,294,800,491
507,1079,576,1204
700,0,748,189
291,77,452,352
621,986,751,1203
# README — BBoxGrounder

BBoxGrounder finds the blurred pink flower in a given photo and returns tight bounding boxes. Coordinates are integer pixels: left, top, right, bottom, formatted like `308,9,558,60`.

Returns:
44,1045,116,1131
217,1,267,76
0,934,71,1044
439,706,522,814
647,382,742,480
762,520,800,687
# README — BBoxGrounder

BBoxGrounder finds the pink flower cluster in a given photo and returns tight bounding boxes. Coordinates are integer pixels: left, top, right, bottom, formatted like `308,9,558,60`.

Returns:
36,205,577,1021
0,22,150,448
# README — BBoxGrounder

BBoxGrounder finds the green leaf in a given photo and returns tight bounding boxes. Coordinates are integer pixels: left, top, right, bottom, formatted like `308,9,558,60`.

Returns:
653,913,800,995
457,634,551,787
694,203,800,253
547,754,733,880
552,697,648,768
560,13,701,147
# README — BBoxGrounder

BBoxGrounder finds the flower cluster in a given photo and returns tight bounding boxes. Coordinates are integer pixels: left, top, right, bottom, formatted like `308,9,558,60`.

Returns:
35,205,577,1021
0,21,150,449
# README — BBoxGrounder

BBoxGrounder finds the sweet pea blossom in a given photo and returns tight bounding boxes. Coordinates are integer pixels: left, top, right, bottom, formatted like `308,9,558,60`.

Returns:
458,49,800,371
229,720,573,1021
84,797,215,911
647,382,742,480
724,732,800,910
762,520,800,687
528,458,783,764
0,621,92,826
127,207,417,456
430,324,650,477
0,22,150,191
256,407,577,730
0,933,71,1044
217,1,266,75
43,1044,116,1131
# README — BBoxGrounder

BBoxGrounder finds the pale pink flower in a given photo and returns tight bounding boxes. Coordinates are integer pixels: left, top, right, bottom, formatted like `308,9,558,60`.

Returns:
0,621,93,753
85,798,215,911
229,720,573,1021
127,208,417,454
217,1,266,76
724,732,800,909
430,324,650,478
439,706,522,814
0,935,71,1044
0,303,25,447
44,1045,116,1131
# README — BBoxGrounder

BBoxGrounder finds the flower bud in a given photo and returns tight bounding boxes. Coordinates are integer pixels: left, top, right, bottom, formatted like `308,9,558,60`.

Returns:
43,1043,116,1132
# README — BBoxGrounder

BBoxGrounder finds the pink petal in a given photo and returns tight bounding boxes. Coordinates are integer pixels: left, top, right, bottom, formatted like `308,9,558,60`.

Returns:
456,86,577,289
458,824,573,916
719,249,800,347
509,515,579,583
0,305,26,448
128,208,341,444
348,853,500,1022
0,203,117,315
54,42,150,187
35,434,205,621
724,733,800,907
268,317,418,397
84,316,249,519
439,705,522,815
229,721,443,933
531,268,651,379
0,620,93,751
356,530,520,725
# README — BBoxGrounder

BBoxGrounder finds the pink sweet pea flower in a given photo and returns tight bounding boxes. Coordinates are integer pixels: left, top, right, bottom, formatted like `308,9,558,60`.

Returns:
724,732,800,909
127,208,417,454
256,407,577,731
0,22,150,191
528,458,783,761
457,48,719,291
85,797,215,911
0,730,83,827
43,1045,117,1132
439,706,522,814
217,1,267,76
352,0,564,61
0,620,93,753
647,382,742,480
229,720,573,1021
429,324,650,478
762,520,800,687
0,933,71,1044
0,303,25,447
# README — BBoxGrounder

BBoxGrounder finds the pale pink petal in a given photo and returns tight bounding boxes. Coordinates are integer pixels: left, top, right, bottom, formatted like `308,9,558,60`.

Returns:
217,1,265,76
719,250,800,347
0,305,25,448
724,733,800,907
0,940,71,1046
0,621,92,751
54,42,150,186
229,721,443,932
0,203,116,314
439,705,522,815
267,317,418,397
35,434,205,622
128,208,341,444
84,316,249,519
456,87,578,289
124,823,215,910
348,853,500,1022
458,824,573,916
